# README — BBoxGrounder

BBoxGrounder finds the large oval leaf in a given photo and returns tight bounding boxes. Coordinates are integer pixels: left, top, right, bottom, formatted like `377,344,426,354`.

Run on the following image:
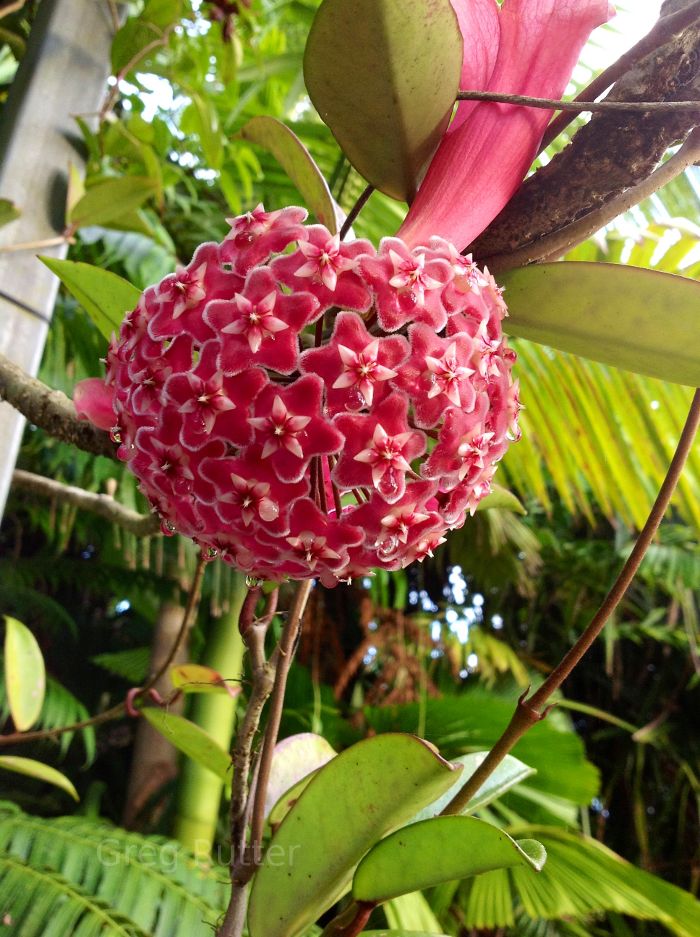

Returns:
4,617,45,732
353,816,545,902
142,708,231,780
499,262,700,386
248,734,461,937
304,0,462,201
0,756,78,801
40,257,140,340
239,117,338,232
68,176,159,228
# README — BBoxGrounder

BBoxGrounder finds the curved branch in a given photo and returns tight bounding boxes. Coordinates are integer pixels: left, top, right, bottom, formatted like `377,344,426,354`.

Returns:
0,351,116,459
11,469,160,536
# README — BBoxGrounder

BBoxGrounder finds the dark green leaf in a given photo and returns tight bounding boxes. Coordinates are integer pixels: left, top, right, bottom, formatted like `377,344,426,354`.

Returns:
39,257,140,339
0,757,78,801
500,262,700,386
304,0,462,201
353,817,545,902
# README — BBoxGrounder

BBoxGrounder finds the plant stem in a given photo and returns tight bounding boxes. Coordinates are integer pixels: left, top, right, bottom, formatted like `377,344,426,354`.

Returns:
0,555,207,746
539,0,700,151
320,900,376,937
456,90,700,113
441,388,700,816
339,184,373,241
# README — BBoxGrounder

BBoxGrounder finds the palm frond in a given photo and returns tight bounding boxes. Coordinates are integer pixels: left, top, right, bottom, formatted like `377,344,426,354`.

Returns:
0,802,229,936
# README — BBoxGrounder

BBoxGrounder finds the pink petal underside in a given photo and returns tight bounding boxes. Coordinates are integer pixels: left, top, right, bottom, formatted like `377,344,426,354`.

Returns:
73,378,115,431
399,0,614,250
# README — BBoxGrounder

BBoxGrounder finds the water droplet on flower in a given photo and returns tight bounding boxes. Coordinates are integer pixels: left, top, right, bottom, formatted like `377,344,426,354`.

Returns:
162,520,176,535
245,575,262,588
173,477,193,496
110,426,122,443
235,233,255,247
346,388,365,410
379,473,398,497
206,547,218,559
376,535,399,560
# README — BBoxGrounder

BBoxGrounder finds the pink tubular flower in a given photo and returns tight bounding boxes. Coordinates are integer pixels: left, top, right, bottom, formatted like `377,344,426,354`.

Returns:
75,202,517,584
398,0,615,250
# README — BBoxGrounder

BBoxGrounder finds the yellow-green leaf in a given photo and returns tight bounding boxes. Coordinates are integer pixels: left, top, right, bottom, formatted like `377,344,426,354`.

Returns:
0,756,78,801
0,197,20,228
476,485,527,515
40,257,140,340
4,617,45,732
239,116,338,232
248,734,462,937
500,262,700,386
68,176,159,228
304,0,462,201
353,817,545,902
170,663,240,698
142,708,231,780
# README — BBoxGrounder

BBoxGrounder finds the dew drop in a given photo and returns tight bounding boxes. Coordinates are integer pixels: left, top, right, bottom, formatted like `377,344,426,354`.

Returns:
162,520,176,536
206,547,218,559
235,233,255,247
110,426,122,444
245,575,262,588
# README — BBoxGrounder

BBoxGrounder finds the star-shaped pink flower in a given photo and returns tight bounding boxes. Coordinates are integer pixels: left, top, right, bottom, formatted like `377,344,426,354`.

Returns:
248,375,344,482
300,311,409,414
332,393,426,503
393,324,478,428
271,227,373,312
204,267,320,375
360,237,453,332
221,204,308,274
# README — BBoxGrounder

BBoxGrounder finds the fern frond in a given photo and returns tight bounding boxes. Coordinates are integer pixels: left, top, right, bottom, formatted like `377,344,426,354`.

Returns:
91,647,151,683
0,803,228,936
0,854,148,937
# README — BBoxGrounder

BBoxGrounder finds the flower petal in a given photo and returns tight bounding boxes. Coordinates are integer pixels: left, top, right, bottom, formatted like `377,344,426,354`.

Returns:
73,378,115,431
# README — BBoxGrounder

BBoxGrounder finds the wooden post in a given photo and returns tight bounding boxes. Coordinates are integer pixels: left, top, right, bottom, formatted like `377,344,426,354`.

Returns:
0,0,113,517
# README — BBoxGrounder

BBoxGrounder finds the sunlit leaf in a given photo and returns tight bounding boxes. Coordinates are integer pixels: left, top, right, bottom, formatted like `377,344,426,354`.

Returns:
500,262,700,386
170,663,240,698
0,756,78,801
142,709,231,780
353,817,545,902
304,0,462,201
4,617,45,732
39,257,140,340
248,734,462,937
476,485,526,515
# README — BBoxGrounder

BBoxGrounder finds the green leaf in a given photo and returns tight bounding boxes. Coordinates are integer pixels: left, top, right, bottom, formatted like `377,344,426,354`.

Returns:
182,94,223,170
0,757,78,801
68,176,159,228
499,262,700,386
0,197,20,228
142,708,231,780
353,817,545,903
170,663,241,698
248,734,462,937
476,485,527,515
304,0,462,201
39,257,140,340
264,733,336,820
4,616,45,731
360,932,449,936
239,116,338,232
414,753,535,822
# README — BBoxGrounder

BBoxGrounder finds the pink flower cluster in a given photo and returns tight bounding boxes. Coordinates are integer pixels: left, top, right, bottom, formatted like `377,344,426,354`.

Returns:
88,205,520,586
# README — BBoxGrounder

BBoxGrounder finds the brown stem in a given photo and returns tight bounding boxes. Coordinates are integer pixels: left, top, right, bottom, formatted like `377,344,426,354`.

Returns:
100,27,175,120
339,184,374,241
484,125,700,272
0,555,207,747
0,352,116,459
320,900,376,937
540,0,700,150
441,388,700,816
11,469,160,537
457,90,700,113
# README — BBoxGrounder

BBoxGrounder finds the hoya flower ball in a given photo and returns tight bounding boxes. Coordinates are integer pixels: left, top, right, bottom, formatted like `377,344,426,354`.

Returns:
80,205,520,586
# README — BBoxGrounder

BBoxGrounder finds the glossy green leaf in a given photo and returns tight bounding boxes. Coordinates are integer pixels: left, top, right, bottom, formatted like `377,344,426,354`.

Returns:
248,734,462,937
500,262,700,386
353,817,545,902
142,709,231,780
40,257,140,340
4,617,45,732
68,176,159,228
267,771,317,829
0,756,78,801
304,0,462,201
476,485,527,515
239,116,337,232
170,664,240,697
264,733,336,820
413,753,535,822
0,197,20,228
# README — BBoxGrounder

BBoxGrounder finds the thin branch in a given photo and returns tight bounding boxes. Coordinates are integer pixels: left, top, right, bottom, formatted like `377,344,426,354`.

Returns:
100,27,176,120
540,0,700,150
11,469,160,537
0,556,207,747
457,90,700,113
441,388,700,816
0,352,116,460
339,184,374,241
484,126,700,273
0,235,73,254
